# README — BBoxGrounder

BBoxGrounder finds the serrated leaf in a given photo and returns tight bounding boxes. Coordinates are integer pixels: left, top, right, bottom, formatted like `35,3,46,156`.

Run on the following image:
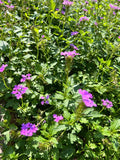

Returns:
110,119,120,131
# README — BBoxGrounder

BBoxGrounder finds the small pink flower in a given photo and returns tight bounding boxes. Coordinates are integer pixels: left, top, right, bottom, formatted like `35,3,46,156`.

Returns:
62,0,73,6
61,50,80,58
101,99,113,108
94,22,98,26
20,74,32,82
41,35,45,38
79,16,89,22
53,114,63,122
118,36,120,39
0,64,8,72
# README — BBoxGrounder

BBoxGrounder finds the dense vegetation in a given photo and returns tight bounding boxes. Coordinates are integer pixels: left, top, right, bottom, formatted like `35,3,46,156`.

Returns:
0,0,120,159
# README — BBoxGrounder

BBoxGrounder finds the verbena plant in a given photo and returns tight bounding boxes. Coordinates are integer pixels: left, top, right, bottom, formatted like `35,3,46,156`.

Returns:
0,0,120,159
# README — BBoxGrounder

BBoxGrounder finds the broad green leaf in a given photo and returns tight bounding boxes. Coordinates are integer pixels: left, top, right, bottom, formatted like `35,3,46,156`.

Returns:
110,119,120,131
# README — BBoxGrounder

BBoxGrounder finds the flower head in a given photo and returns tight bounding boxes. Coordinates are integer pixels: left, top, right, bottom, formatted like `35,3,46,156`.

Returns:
83,9,88,12
20,74,32,82
40,95,49,105
0,64,8,72
79,16,89,22
62,0,73,6
101,99,113,108
41,35,45,38
71,31,79,36
21,122,38,136
61,50,80,58
61,10,65,15
0,0,3,4
78,89,97,107
56,8,59,11
5,5,14,9
94,22,98,26
70,44,78,50
53,114,63,122
11,84,28,99
109,4,120,10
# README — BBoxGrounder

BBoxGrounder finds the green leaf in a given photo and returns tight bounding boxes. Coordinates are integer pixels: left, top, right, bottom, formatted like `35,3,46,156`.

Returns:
60,146,75,159
2,130,10,144
68,133,77,144
51,125,67,135
50,0,56,11
88,111,104,118
63,109,71,120
0,40,9,50
110,119,120,131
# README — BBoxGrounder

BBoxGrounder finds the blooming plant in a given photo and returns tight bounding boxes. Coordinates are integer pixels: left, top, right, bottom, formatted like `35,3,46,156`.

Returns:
0,64,8,72
20,73,32,82
11,84,28,99
53,114,64,122
21,123,38,136
0,0,120,159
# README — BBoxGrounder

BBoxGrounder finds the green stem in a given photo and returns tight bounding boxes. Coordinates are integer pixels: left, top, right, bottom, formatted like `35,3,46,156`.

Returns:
1,75,11,90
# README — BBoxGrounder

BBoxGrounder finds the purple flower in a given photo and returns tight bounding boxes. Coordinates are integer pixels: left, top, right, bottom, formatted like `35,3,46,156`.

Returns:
71,31,79,36
56,8,59,11
70,44,78,50
118,36,120,39
85,1,89,4
53,114,63,122
61,10,65,15
109,4,120,10
83,9,88,12
0,0,3,4
60,50,80,58
113,11,116,15
41,35,45,38
78,89,97,107
40,95,49,105
94,22,98,26
62,0,73,6
100,17,103,19
79,16,89,22
0,64,8,72
101,99,113,108
20,74,32,82
5,5,14,9
8,0,11,2
11,84,28,99
21,122,38,136
63,6,66,10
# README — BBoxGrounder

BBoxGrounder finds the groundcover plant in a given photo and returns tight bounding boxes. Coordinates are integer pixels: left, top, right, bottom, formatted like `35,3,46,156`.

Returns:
0,0,120,159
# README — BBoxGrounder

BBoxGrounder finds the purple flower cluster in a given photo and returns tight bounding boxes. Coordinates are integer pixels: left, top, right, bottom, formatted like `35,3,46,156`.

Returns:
62,0,73,6
5,5,14,9
61,50,80,58
83,9,88,12
0,0,3,4
78,89,97,107
0,64,8,72
79,16,89,22
101,99,113,108
71,31,79,36
20,74,32,82
70,44,78,50
53,114,63,122
11,84,28,99
109,4,120,10
21,123,38,136
40,95,49,105
94,22,98,26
